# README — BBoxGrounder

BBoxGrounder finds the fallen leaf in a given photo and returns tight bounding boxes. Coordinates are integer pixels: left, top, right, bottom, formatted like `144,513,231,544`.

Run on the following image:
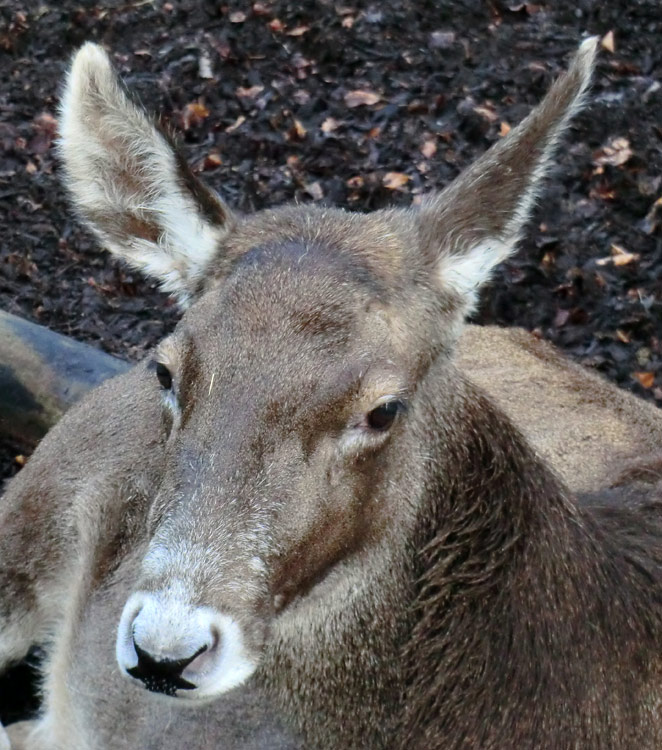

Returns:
421,139,437,158
288,118,307,140
198,52,214,79
643,81,661,103
632,371,655,389
593,137,633,168
182,101,210,129
341,15,355,28
294,119,307,137
615,329,630,344
554,308,570,327
596,244,640,266
344,89,381,108
305,181,324,200
346,175,365,188
637,174,661,197
429,30,456,49
383,172,410,189
601,30,615,53
225,115,246,133
287,25,310,36
589,184,617,201
252,2,270,15
292,89,310,105
321,117,341,133
236,85,265,99
268,18,285,32
34,112,57,132
203,152,222,169
229,11,247,23
30,111,58,154
14,455,26,467
499,121,511,136
611,243,640,266
638,196,662,235
473,102,498,123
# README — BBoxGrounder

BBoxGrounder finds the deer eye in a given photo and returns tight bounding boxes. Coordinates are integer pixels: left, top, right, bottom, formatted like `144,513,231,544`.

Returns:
365,400,404,431
155,362,173,391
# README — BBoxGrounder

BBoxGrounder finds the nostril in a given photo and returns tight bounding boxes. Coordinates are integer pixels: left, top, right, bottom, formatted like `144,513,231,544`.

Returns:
127,641,208,696
117,596,256,699
182,627,220,678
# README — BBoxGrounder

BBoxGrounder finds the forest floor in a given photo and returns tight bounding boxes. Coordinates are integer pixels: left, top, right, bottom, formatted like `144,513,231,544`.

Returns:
0,0,661,724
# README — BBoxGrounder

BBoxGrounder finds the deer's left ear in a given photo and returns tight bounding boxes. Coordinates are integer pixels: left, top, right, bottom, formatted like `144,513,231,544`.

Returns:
417,37,597,313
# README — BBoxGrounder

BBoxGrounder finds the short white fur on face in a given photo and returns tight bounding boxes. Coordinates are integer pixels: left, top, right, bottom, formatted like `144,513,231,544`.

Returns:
421,36,598,313
58,43,233,305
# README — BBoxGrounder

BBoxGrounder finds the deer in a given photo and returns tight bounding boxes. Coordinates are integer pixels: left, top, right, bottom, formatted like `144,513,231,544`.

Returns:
2,37,662,749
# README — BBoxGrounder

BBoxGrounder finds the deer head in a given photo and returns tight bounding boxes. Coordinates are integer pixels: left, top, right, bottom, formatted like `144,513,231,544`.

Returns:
58,39,597,702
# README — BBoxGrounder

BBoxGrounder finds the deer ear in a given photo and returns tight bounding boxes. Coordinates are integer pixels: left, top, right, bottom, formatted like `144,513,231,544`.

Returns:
58,43,235,306
417,37,598,313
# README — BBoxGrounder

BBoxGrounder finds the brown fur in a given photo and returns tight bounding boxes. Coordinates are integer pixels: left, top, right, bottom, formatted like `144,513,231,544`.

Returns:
2,38,662,750
457,325,662,493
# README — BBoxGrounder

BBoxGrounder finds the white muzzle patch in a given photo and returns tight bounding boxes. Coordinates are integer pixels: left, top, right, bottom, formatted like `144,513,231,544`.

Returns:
116,591,256,701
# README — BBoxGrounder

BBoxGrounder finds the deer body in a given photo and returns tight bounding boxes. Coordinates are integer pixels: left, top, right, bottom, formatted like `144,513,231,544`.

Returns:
2,38,662,749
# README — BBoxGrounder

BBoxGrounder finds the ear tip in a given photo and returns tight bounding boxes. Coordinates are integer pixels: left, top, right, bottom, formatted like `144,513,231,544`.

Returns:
68,42,113,89
573,36,600,76
59,42,116,145
72,41,111,66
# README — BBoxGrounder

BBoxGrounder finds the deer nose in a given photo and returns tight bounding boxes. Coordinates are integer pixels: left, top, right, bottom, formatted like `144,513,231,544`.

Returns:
127,641,208,695
116,591,257,700
116,591,221,695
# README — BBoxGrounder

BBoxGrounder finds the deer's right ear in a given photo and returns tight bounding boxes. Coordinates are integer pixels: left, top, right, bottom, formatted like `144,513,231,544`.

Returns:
59,43,235,306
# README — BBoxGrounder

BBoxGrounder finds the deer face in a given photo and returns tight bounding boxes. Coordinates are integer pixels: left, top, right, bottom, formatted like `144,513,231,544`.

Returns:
59,41,596,700
114,212,448,700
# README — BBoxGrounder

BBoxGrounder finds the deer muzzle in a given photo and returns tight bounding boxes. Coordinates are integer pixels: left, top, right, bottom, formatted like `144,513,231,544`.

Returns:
116,590,258,701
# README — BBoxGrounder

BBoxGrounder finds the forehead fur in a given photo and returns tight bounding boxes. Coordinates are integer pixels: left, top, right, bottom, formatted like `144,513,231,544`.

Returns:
187,235,381,353
198,203,461,359
206,204,419,291
174,213,461,405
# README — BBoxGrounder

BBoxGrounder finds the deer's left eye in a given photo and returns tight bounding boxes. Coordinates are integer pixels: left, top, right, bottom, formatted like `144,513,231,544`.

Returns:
155,362,173,391
365,400,404,431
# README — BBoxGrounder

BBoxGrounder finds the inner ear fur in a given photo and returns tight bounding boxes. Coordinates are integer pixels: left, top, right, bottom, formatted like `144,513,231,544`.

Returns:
58,42,235,306
417,37,598,312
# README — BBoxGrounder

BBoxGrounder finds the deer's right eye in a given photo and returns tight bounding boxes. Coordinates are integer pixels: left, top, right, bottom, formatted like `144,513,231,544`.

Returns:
155,363,173,390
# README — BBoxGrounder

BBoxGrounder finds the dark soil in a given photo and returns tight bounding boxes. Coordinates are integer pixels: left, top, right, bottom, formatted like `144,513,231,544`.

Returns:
0,0,661,727
0,0,661,391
